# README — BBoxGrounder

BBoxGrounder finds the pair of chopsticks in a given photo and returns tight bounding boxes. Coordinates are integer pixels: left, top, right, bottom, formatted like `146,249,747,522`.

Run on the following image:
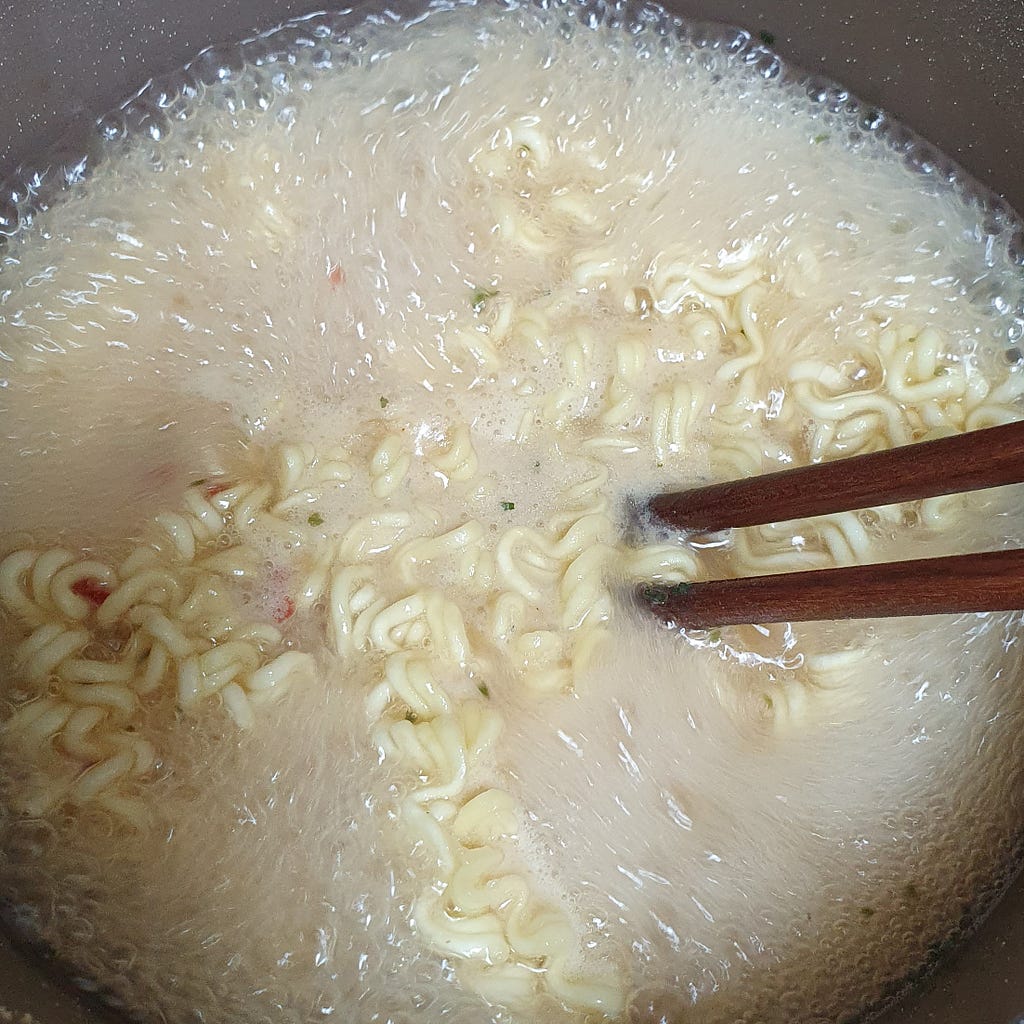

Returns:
640,419,1024,629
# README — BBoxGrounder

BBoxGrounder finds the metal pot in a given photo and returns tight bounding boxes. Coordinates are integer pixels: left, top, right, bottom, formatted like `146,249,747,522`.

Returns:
0,1,1021,1020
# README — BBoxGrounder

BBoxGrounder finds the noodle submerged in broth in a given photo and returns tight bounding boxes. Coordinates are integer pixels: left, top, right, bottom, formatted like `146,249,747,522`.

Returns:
0,2,1023,1022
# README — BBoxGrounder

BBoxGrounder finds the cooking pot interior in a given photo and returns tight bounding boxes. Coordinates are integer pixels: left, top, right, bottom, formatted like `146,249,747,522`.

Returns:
0,1,1022,1021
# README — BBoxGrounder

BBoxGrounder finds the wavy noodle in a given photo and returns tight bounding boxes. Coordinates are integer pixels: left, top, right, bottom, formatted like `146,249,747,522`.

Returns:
651,380,706,462
601,336,647,430
429,425,480,484
369,435,411,500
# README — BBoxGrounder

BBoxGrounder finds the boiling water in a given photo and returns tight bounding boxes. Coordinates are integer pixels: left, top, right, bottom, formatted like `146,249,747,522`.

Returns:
1,2,1023,1023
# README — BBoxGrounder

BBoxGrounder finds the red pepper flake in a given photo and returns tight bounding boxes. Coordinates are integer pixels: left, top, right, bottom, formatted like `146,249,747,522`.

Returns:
272,596,295,624
204,480,233,498
143,463,177,488
328,263,345,288
71,577,111,608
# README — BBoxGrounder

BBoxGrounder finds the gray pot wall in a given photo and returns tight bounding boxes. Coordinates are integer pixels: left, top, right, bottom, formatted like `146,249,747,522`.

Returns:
0,2,1022,1022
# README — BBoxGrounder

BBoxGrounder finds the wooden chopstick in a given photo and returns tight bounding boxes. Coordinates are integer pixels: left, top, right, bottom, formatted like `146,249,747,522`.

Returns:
640,419,1024,627
649,419,1024,533
639,548,1024,629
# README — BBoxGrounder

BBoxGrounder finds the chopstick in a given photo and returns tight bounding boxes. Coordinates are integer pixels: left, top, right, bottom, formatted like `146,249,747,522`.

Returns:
640,420,1024,628
649,419,1024,533
640,548,1024,629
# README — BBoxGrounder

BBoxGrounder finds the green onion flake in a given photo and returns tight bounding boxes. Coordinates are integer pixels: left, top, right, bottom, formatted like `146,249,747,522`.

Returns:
308,512,325,527
472,287,498,312
500,500,515,511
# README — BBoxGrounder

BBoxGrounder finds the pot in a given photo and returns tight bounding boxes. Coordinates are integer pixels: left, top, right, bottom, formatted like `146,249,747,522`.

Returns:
0,1,1021,1021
